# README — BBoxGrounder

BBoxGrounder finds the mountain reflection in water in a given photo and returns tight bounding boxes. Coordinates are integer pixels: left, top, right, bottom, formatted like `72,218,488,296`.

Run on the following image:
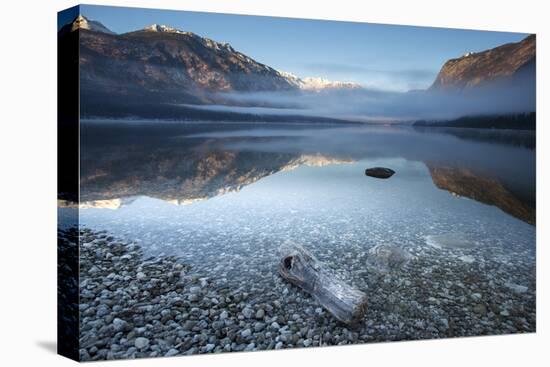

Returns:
71,120,535,225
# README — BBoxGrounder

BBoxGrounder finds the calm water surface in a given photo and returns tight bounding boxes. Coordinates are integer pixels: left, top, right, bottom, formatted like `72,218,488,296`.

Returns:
62,120,535,338
75,121,535,258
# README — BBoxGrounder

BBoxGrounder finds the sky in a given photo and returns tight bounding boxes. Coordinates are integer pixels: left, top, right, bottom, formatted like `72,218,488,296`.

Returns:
60,5,528,92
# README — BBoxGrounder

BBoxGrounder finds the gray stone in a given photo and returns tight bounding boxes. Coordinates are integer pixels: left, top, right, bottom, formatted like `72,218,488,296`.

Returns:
506,283,528,294
79,349,90,361
458,255,475,264
473,304,487,315
96,304,110,317
134,337,150,350
205,344,215,352
254,322,265,332
367,243,413,272
182,320,197,331
164,349,179,357
242,307,254,319
365,167,395,179
189,286,201,294
212,321,225,330
112,318,128,332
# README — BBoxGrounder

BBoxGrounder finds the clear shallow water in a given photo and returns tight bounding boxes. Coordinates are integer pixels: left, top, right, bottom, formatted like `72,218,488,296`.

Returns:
78,156,533,270
65,121,536,342
75,121,535,256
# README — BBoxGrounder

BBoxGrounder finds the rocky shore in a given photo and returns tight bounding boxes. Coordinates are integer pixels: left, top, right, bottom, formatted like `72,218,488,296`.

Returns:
68,228,535,361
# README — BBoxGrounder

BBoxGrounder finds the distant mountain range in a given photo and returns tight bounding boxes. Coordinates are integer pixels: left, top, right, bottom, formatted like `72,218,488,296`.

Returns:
58,15,536,124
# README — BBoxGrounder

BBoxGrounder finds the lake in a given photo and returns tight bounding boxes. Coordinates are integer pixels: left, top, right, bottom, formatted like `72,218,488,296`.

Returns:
63,120,536,356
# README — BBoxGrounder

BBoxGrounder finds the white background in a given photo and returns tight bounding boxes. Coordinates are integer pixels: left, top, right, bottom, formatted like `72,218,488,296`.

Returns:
0,0,548,365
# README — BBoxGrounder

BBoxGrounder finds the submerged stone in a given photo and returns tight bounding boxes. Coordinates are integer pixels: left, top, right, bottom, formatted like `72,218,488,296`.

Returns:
459,255,475,263
367,243,414,272
425,233,476,250
505,282,528,294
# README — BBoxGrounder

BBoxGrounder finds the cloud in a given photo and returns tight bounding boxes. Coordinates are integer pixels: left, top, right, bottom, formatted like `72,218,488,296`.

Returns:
198,75,535,123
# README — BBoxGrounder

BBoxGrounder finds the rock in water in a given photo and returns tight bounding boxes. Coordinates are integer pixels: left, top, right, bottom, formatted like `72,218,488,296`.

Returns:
505,282,528,294
367,244,414,272
425,233,475,250
365,167,395,179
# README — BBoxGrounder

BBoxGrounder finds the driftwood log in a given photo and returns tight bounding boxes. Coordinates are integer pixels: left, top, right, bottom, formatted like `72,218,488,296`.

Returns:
278,245,368,324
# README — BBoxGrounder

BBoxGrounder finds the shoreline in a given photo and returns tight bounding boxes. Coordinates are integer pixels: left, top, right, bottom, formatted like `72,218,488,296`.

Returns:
66,227,535,361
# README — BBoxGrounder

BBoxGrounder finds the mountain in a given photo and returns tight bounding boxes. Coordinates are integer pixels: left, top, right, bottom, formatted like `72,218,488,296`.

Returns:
75,21,296,105
417,35,536,129
60,15,361,115
430,34,535,90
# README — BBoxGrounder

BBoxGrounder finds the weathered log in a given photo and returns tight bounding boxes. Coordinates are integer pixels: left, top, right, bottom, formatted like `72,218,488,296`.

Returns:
278,245,368,324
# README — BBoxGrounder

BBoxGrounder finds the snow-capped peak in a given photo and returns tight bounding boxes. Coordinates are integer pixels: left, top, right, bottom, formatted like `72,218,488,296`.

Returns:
142,23,236,53
277,70,361,91
200,37,235,52
74,15,88,28
72,15,94,32
300,77,361,90
144,24,188,35
277,70,300,80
